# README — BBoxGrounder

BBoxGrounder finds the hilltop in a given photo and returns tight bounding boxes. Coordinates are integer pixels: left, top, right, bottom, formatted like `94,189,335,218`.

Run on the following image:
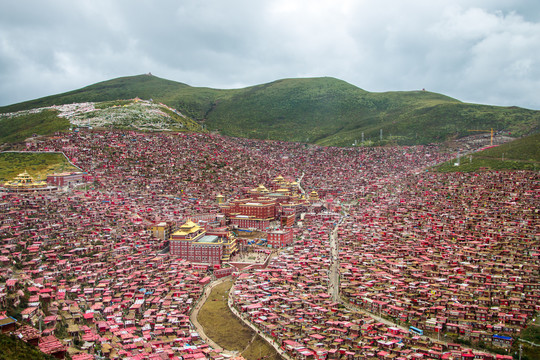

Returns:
434,132,540,172
1,74,539,146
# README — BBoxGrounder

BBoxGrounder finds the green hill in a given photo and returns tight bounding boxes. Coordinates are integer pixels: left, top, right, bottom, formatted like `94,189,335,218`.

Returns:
0,109,69,145
0,333,56,360
1,74,539,146
0,97,205,146
0,152,81,181
434,132,540,172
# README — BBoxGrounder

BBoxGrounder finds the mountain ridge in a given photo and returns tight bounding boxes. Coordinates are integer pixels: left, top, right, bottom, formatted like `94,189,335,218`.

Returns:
1,74,538,146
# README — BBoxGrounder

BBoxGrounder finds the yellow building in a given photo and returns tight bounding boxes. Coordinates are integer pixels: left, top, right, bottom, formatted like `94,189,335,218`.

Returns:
2,171,53,192
216,194,225,204
248,184,270,198
271,175,301,195
169,220,237,264
273,175,286,184
309,190,320,201
150,221,174,241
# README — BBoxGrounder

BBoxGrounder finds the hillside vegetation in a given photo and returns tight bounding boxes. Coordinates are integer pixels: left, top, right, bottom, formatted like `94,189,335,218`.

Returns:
0,109,69,144
0,98,205,146
1,74,539,146
197,279,280,360
0,152,80,181
434,132,540,172
0,333,56,360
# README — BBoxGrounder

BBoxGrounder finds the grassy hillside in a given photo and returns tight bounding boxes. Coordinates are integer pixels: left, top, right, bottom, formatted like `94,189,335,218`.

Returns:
519,325,540,360
0,74,231,122
1,74,539,146
434,132,540,172
197,279,280,360
206,78,539,145
0,109,70,145
0,152,80,181
59,99,204,132
0,98,205,146
0,333,56,360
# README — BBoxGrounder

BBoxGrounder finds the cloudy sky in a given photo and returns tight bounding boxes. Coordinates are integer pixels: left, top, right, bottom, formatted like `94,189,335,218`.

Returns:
1,0,539,109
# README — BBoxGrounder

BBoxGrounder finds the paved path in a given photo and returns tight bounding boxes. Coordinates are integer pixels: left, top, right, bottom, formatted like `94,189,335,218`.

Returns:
342,299,407,331
328,221,340,302
191,276,287,358
327,209,499,355
328,213,457,347
189,277,238,356
228,284,291,360
297,172,306,195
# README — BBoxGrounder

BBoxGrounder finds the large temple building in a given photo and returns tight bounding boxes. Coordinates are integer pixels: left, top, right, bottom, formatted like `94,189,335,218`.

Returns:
46,171,85,187
169,220,237,265
219,175,308,231
2,171,56,192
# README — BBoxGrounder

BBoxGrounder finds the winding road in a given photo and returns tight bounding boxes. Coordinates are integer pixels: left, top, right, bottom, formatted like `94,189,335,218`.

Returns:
328,220,340,302
189,277,235,355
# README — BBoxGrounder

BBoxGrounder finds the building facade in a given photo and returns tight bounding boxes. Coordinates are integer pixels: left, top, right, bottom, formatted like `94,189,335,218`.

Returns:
267,228,294,248
230,216,271,231
170,220,237,265
150,221,175,241
46,172,84,187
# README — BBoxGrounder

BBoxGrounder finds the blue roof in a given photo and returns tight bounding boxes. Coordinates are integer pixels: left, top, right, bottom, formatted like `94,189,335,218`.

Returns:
493,334,512,340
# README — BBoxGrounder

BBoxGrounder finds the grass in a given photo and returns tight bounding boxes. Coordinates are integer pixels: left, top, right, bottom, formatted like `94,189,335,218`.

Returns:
1,74,539,146
0,109,70,144
0,98,205,145
197,279,280,360
0,152,80,181
67,100,204,132
434,133,540,172
0,333,56,360
242,336,282,360
514,324,540,360
521,324,540,343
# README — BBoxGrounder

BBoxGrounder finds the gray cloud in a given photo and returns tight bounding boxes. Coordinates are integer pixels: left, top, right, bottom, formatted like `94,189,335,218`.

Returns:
1,0,539,109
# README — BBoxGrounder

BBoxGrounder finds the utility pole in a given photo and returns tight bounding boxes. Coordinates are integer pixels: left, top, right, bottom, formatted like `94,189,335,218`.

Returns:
380,129,383,141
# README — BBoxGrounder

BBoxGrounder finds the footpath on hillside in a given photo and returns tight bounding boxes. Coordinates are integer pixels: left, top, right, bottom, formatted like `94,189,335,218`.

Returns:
193,277,283,360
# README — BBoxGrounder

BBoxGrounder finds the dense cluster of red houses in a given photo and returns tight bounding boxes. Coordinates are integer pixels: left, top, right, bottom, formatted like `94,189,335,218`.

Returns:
231,170,538,359
0,129,536,359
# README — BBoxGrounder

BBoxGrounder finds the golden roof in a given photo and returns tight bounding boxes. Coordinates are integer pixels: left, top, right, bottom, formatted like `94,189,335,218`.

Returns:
3,171,47,189
181,220,198,229
251,184,269,193
173,220,201,236
273,175,285,182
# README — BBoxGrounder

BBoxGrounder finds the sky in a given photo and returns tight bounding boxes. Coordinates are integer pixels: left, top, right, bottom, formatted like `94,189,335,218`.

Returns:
1,0,539,109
